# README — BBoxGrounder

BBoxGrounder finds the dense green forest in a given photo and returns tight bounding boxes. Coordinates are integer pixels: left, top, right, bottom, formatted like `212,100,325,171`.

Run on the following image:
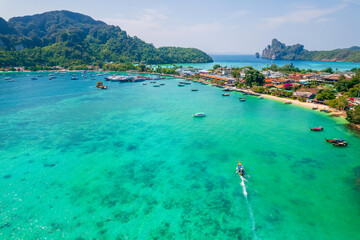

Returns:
0,11,213,67
262,39,360,62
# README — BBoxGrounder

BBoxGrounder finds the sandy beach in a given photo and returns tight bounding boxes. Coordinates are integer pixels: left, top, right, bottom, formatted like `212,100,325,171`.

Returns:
259,94,346,116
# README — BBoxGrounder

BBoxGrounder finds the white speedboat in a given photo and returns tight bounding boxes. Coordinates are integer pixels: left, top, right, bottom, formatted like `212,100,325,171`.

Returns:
193,112,206,117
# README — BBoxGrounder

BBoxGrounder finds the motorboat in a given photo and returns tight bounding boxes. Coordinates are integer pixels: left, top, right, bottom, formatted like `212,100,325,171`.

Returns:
31,77,37,80
49,76,56,80
178,84,185,87
191,89,198,91
285,101,292,104
71,77,79,80
312,107,318,110
143,83,147,85
310,126,323,131
4,77,12,80
105,75,135,82
222,93,230,96
193,112,206,117
153,85,160,87
259,96,263,99
160,83,165,86
239,98,246,102
236,160,244,176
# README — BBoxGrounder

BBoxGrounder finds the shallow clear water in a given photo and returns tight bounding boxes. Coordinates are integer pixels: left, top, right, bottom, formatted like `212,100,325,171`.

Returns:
1,72,360,239
165,54,360,71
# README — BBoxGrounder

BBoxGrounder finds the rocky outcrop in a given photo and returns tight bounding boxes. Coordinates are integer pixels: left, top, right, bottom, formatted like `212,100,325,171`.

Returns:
261,39,360,62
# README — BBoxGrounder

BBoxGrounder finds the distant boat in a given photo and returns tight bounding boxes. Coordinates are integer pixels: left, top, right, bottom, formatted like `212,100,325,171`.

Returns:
312,107,318,110
310,126,323,131
150,81,156,83
178,84,185,87
31,77,37,80
222,93,230,96
325,138,347,147
49,76,56,80
4,77,12,80
285,101,292,104
259,96,263,99
193,112,206,117
153,85,160,87
240,98,246,102
143,83,147,85
160,83,165,86
191,89,198,91
71,77,79,80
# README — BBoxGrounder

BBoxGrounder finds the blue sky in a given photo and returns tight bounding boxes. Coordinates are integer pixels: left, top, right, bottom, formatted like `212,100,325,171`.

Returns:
1,0,359,54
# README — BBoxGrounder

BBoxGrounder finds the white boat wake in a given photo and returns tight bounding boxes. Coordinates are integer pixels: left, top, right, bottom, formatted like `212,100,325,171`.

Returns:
240,175,257,240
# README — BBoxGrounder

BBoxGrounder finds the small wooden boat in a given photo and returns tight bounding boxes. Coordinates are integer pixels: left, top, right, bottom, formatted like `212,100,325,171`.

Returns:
31,77,38,80
160,83,165,86
222,93,230,96
285,101,292,104
325,138,347,145
236,160,244,176
96,82,108,89
153,85,160,87
4,77,12,80
184,82,191,85
178,84,185,87
310,126,323,131
193,112,206,117
312,107,318,110
191,89,198,91
239,98,246,102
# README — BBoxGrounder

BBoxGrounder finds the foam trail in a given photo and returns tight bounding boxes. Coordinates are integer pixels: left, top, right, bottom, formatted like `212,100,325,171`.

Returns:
240,175,257,240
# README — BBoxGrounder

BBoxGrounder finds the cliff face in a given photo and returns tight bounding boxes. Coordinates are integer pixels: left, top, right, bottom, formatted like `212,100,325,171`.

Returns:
261,39,360,62
261,39,305,60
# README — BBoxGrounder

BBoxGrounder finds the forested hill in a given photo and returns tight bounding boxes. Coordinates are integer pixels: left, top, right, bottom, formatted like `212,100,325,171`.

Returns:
262,39,360,62
0,10,213,67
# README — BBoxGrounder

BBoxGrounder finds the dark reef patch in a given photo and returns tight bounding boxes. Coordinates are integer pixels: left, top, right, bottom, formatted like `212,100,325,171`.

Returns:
127,145,137,151
3,174,11,179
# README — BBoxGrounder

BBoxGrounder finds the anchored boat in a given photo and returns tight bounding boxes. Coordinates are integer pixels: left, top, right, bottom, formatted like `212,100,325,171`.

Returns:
325,138,347,146
310,126,323,131
193,112,206,117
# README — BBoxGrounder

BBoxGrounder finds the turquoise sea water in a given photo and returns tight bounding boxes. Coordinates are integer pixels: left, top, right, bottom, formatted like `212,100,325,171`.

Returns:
1,72,360,239
165,55,360,71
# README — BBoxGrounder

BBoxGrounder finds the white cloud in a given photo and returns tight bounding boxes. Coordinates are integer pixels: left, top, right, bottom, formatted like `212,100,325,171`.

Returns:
104,8,168,30
235,10,247,16
260,4,346,29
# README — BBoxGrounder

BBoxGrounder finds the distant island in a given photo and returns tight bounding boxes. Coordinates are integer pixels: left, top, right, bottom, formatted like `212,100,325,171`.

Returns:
262,39,360,62
0,10,213,68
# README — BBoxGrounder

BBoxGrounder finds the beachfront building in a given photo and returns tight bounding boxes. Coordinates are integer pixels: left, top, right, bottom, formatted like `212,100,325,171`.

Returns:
293,91,316,101
198,73,236,86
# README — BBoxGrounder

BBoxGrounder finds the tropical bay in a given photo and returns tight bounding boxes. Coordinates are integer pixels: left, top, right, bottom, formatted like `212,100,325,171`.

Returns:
1,2,360,239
